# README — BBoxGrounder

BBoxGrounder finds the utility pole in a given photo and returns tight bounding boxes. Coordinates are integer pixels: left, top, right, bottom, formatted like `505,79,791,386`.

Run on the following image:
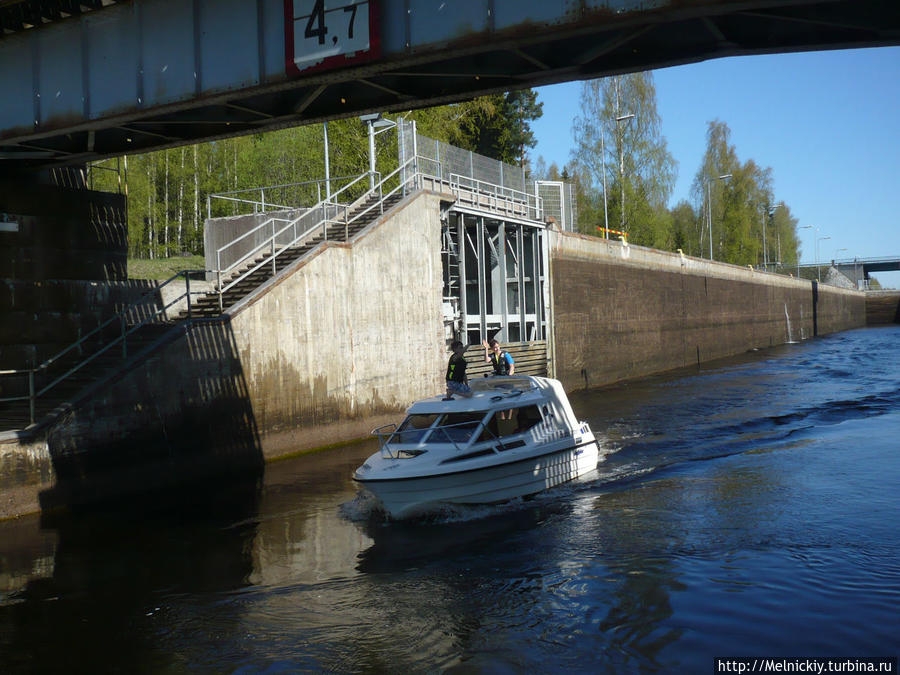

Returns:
323,122,331,199
614,78,634,235
601,128,608,238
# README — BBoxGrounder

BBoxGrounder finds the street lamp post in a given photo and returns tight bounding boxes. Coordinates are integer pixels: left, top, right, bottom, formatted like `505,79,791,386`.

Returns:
816,235,831,281
762,207,767,269
359,113,398,190
323,122,331,199
614,73,634,236
706,173,732,260
799,225,812,277
601,128,609,238
762,205,776,270
616,113,634,233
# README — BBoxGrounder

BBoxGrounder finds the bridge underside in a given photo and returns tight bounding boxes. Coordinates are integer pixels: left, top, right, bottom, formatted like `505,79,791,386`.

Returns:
1,0,898,173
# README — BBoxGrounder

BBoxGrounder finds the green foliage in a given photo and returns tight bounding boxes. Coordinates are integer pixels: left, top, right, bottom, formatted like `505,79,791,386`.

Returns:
90,93,544,263
692,120,800,266
558,73,802,266
407,90,543,166
128,255,206,280
92,81,803,272
670,200,699,256
570,73,677,246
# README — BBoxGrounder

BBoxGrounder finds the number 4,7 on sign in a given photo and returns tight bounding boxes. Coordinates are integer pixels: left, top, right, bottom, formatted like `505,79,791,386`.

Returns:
286,0,375,75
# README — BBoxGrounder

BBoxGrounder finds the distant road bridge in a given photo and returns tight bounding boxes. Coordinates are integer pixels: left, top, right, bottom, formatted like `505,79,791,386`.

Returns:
1,0,899,171
798,257,900,287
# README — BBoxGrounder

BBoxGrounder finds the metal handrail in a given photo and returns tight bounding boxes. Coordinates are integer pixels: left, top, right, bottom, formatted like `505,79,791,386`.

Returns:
211,160,422,311
336,159,418,234
207,174,365,218
210,194,295,213
0,270,204,426
1,155,550,432
800,256,900,266
210,155,547,314
213,170,378,276
448,172,543,220
214,172,372,266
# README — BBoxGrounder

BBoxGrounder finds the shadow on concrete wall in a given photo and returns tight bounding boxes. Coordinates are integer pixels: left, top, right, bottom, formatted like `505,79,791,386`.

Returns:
38,316,264,513
1,278,207,432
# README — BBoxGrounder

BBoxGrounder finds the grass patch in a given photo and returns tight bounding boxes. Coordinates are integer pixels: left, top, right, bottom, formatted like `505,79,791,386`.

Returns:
128,255,206,280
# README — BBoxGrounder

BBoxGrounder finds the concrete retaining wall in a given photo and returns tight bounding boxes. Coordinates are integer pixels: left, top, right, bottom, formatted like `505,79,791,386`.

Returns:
1,197,874,518
227,190,447,455
0,174,126,282
548,230,867,391
865,291,900,324
1,174,129,370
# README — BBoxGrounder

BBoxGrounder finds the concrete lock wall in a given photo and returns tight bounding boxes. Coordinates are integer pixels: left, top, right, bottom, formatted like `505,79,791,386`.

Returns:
46,190,446,459
547,230,867,391
1,191,447,517
1,175,129,370
2,193,875,518
865,291,900,324
224,190,447,456
0,176,127,283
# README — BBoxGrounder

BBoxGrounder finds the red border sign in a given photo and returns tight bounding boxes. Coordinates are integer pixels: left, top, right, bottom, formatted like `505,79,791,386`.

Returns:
284,0,380,76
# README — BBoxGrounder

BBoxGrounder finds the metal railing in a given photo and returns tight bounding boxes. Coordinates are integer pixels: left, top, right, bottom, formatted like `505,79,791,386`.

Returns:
0,270,204,427
1,159,551,432
799,256,900,267
210,156,431,311
207,174,364,218
212,168,382,311
448,173,542,221
209,156,548,311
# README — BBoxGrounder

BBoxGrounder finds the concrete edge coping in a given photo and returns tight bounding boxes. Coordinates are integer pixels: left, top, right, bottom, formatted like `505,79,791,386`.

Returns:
552,229,865,295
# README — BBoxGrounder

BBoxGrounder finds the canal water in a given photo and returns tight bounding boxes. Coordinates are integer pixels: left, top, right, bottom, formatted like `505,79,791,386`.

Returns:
1,326,898,672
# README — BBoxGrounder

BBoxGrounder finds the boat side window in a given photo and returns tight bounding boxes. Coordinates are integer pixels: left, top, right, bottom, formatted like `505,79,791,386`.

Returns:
478,405,543,442
395,414,440,443
428,412,486,444
516,405,544,433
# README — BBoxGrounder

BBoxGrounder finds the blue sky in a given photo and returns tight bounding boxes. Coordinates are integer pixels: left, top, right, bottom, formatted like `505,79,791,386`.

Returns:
531,46,900,286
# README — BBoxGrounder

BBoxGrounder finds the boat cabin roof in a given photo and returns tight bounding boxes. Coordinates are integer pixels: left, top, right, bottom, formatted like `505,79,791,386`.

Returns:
408,376,551,415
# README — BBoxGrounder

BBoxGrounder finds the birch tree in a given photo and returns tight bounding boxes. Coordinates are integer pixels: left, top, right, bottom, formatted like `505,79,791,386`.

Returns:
571,72,677,247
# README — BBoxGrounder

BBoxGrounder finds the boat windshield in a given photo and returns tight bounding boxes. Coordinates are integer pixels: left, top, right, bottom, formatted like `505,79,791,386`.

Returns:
425,412,485,445
392,412,488,446
394,414,441,443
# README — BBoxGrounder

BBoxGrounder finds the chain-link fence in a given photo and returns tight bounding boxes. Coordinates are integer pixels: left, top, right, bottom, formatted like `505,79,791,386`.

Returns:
536,181,577,232
399,119,579,227
399,119,533,200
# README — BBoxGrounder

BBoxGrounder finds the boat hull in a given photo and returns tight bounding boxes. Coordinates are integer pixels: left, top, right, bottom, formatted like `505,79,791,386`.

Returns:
355,440,599,519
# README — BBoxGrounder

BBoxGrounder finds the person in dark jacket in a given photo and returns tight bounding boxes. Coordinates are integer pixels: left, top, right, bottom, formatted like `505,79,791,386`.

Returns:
445,340,472,399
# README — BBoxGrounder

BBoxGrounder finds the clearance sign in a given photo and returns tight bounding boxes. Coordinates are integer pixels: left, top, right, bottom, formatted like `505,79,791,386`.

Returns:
284,0,380,76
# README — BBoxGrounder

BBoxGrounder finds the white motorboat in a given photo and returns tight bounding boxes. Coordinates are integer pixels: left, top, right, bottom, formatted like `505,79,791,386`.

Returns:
353,376,600,519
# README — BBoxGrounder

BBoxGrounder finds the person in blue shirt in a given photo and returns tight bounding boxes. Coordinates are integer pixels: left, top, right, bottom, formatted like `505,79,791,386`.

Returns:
482,339,515,376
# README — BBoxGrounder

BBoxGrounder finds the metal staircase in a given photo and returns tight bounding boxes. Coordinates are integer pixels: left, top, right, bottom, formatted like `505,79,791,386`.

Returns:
1,149,548,435
0,166,415,435
182,189,404,319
